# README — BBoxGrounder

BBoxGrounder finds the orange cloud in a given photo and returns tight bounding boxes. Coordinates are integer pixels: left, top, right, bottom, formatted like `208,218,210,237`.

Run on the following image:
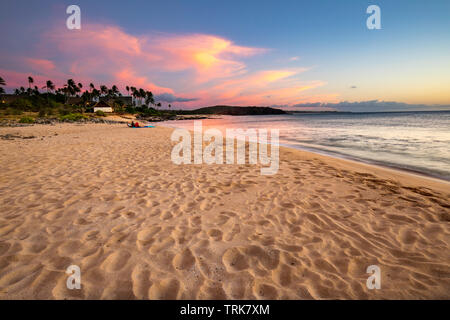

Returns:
188,68,326,106
1,22,333,106
155,34,266,82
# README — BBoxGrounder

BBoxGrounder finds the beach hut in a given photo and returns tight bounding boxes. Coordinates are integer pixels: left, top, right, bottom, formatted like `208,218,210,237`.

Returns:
93,100,113,113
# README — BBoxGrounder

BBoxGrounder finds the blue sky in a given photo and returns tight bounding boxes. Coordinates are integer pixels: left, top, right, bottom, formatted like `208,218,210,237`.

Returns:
1,0,449,110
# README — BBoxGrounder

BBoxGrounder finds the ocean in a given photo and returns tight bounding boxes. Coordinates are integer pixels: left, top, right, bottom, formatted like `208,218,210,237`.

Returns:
161,110,450,181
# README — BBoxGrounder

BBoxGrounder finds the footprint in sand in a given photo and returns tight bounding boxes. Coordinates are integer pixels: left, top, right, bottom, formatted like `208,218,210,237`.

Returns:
223,223,240,242
252,281,278,299
222,247,249,272
207,229,223,241
197,281,227,299
173,248,195,270
148,278,180,299
101,250,131,272
136,226,161,246
148,237,175,255
131,264,151,299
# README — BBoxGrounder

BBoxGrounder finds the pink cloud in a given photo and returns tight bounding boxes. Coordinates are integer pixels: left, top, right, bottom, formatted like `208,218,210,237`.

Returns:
26,58,56,73
185,68,329,106
36,23,266,90
115,68,174,94
0,69,45,89
1,22,334,107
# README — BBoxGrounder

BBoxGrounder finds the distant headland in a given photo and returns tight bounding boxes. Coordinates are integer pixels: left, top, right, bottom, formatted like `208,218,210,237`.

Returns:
177,105,287,115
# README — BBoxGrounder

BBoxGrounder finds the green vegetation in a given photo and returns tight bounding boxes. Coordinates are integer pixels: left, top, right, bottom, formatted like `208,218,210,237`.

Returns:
18,116,35,124
59,113,88,122
0,74,169,123
4,108,23,115
95,110,106,117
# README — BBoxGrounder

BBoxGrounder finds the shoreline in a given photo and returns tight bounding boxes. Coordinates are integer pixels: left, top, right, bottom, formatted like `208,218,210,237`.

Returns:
159,120,450,185
279,143,450,196
279,142,450,184
0,123,448,299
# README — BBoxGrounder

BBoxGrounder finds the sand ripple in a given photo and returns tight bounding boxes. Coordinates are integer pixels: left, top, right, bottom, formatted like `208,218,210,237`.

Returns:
0,124,449,299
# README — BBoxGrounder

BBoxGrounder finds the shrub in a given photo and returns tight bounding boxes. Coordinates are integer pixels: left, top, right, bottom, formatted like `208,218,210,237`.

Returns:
58,107,72,116
19,116,35,124
59,113,88,122
38,108,54,117
48,100,63,109
4,107,23,115
125,105,137,114
38,109,47,117
9,98,33,111
95,110,106,117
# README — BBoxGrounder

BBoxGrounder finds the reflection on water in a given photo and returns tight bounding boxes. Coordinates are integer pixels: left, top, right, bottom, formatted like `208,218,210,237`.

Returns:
161,111,450,181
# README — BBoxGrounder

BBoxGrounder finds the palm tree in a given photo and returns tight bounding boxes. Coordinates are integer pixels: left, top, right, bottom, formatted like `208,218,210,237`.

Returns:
81,90,92,111
28,76,34,91
89,83,95,92
111,85,119,97
63,79,76,103
92,88,100,102
130,87,137,105
45,80,55,92
67,79,77,96
43,80,55,106
145,91,154,106
126,86,130,96
0,76,5,95
44,80,55,93
139,88,146,106
100,85,108,96
77,83,83,96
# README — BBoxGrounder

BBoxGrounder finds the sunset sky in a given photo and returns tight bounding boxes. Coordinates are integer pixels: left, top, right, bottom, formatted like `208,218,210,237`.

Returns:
1,0,449,110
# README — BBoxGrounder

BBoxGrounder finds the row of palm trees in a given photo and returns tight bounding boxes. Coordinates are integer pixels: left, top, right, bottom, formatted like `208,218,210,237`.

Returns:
126,86,155,106
1,75,161,108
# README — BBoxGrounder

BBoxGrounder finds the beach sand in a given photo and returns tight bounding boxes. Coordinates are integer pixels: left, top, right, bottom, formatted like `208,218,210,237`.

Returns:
0,123,449,299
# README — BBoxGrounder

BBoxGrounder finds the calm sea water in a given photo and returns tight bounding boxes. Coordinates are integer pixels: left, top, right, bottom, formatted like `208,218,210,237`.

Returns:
161,111,450,181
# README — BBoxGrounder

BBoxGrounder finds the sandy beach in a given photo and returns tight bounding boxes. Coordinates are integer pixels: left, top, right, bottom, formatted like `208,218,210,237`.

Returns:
0,123,449,299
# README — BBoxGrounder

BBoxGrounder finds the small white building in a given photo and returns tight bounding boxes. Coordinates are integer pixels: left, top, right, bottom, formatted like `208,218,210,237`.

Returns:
93,101,113,113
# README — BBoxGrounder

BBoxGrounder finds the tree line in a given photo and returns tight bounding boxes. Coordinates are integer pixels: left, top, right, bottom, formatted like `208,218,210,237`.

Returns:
0,75,162,108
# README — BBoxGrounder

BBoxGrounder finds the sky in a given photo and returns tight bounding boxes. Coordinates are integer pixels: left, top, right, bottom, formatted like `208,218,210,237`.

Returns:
1,0,449,111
